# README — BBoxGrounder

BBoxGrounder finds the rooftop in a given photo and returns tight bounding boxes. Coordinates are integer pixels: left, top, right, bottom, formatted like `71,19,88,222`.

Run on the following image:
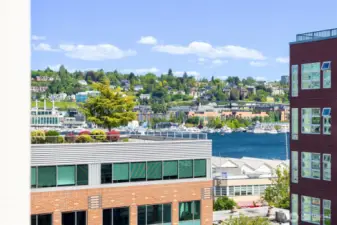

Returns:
294,28,337,44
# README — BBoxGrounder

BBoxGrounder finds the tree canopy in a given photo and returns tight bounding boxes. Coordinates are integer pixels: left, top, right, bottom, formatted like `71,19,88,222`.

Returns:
79,79,136,130
261,166,290,209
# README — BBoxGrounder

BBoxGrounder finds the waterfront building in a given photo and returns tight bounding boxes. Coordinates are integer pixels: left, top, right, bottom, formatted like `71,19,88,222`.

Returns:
31,132,213,225
290,28,336,225
281,75,289,85
31,100,62,128
212,157,289,208
75,91,100,103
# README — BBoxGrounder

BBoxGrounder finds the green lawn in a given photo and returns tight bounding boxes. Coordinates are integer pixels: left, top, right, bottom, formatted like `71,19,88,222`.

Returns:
31,101,79,110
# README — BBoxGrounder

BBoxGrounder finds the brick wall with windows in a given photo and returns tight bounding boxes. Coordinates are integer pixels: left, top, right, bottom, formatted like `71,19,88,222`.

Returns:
31,180,213,225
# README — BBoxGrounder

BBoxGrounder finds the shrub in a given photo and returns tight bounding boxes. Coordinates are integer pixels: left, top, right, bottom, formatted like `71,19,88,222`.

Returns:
79,130,91,136
222,215,271,225
107,130,120,142
57,136,65,143
91,129,107,141
65,133,76,143
122,138,129,142
75,134,93,143
45,130,60,143
31,130,46,144
214,196,237,211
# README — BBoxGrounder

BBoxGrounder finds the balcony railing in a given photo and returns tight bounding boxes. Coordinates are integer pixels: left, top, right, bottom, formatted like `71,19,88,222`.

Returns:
31,131,208,144
296,28,337,42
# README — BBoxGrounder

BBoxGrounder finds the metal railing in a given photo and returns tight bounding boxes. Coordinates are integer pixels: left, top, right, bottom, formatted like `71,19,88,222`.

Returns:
31,131,208,144
296,28,337,42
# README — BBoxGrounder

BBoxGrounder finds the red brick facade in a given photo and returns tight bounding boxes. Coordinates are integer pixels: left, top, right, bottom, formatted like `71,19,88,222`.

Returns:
31,180,213,225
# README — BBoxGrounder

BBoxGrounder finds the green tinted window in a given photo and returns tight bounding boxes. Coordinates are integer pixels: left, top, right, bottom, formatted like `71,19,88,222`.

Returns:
38,166,56,188
147,161,162,180
113,163,129,183
163,161,178,180
57,165,75,186
77,164,89,185
31,167,36,188
131,162,146,181
194,159,206,178
179,160,193,179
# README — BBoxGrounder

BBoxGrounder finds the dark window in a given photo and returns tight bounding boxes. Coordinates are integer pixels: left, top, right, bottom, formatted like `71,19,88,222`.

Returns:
77,165,88,185
101,164,112,184
31,214,52,225
62,211,86,225
137,204,171,225
179,160,193,179
38,166,56,188
130,162,146,182
163,161,178,180
103,207,129,225
194,159,206,178
113,163,129,183
147,161,162,181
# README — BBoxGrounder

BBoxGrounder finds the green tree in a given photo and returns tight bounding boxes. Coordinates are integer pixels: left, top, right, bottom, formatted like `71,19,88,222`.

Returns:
214,196,237,211
79,79,136,131
261,166,290,209
221,215,271,225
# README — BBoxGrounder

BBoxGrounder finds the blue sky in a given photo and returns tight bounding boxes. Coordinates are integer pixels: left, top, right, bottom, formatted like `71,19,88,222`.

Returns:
31,0,337,81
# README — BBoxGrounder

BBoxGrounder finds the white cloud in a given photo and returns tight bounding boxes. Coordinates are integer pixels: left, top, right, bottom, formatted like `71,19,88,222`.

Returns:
137,36,158,45
48,64,62,71
174,71,200,77
250,61,268,67
121,67,160,75
59,44,137,61
212,59,227,65
276,57,289,64
32,43,59,52
255,76,266,81
153,41,266,60
32,35,46,41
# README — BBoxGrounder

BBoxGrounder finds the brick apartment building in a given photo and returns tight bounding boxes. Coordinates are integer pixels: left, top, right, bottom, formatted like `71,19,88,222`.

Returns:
31,133,213,225
290,28,336,225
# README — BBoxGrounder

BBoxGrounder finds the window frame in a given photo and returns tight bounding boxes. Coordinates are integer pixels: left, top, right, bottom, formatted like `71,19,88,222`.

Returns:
178,200,201,222
301,195,321,224
291,151,299,183
301,108,321,135
137,203,172,225
323,199,331,225
61,210,87,225
31,213,53,225
302,152,321,180
291,65,299,97
292,108,299,140
323,154,331,181
103,207,130,225
301,62,321,90
322,107,331,135
291,194,298,225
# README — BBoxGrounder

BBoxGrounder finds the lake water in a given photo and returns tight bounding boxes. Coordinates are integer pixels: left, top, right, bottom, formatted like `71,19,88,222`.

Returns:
208,132,290,160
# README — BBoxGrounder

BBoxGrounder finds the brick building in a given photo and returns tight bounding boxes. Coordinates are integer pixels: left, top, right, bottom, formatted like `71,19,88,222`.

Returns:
290,28,336,225
31,133,213,225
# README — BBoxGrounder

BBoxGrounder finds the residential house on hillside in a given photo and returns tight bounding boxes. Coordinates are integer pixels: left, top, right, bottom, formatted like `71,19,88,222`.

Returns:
49,93,67,102
239,87,249,99
78,80,87,86
35,76,54,82
271,87,285,96
222,87,231,96
31,86,48,93
246,86,256,95
134,84,143,92
140,94,151,100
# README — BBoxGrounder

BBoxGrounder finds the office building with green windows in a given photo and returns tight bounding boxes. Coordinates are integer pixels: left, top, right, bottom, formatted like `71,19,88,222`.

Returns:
31,133,213,225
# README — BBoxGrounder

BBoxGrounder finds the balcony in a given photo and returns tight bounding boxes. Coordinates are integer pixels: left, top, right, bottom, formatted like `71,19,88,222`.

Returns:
296,28,337,42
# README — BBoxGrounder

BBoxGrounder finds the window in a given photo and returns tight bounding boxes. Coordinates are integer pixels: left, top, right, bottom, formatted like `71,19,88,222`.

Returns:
130,162,146,182
147,161,162,181
302,152,321,179
38,166,57,188
194,159,206,178
301,196,320,224
292,151,299,183
163,161,178,180
323,199,331,225
291,65,299,97
179,160,193,179
31,214,52,225
240,186,247,196
31,167,36,188
246,185,252,195
229,186,234,196
291,194,298,225
58,165,76,186
62,211,86,225
322,61,331,89
323,154,331,181
101,164,112,184
323,108,331,135
234,186,240,196
253,185,259,195
77,164,88,185
113,163,129,183
292,108,299,140
301,108,321,134
301,62,320,90
179,201,200,224
259,185,266,194
103,207,129,225
137,204,171,225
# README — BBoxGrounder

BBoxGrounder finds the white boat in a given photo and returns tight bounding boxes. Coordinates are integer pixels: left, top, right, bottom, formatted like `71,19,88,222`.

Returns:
266,129,278,134
220,126,232,134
